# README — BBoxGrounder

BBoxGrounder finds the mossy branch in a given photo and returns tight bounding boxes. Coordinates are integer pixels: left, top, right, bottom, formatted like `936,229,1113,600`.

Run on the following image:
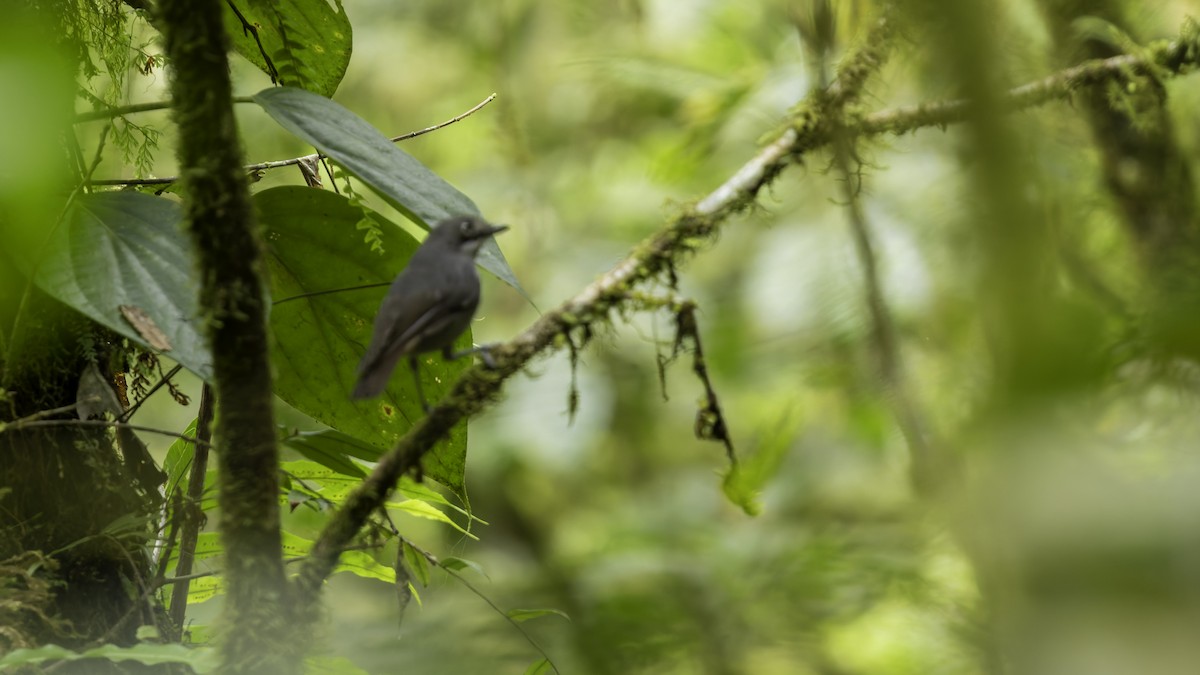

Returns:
292,8,900,603
858,31,1200,137
159,0,290,670
293,16,1200,600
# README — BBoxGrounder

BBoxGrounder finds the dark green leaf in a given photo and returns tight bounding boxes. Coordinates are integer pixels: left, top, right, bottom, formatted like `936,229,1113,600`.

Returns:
163,417,199,497
388,499,476,538
252,86,526,298
335,548,396,584
401,541,431,587
279,460,362,503
280,428,373,477
258,186,467,497
440,556,487,578
223,0,351,97
13,192,211,379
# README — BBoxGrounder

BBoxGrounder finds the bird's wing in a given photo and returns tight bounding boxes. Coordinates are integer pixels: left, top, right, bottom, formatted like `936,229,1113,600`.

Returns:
386,293,457,353
358,286,440,370
358,283,477,372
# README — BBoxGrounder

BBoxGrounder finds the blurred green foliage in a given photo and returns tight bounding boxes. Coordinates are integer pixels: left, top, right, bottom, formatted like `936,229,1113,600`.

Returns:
7,0,1200,673
302,2,1200,674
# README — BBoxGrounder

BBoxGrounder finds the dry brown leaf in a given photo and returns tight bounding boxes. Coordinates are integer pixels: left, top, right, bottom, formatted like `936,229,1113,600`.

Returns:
119,304,173,351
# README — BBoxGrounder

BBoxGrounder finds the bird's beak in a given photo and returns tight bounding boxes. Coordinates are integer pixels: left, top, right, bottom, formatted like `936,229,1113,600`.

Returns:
484,224,509,237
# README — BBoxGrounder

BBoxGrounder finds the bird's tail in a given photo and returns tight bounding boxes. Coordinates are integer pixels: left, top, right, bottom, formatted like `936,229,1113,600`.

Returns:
351,355,391,399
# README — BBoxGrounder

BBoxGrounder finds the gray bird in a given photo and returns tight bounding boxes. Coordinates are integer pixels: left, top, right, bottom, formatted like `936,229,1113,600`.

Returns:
352,215,508,405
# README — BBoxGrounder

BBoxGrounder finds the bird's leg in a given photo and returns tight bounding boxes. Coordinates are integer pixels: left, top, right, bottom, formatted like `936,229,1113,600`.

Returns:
408,355,431,413
445,343,499,369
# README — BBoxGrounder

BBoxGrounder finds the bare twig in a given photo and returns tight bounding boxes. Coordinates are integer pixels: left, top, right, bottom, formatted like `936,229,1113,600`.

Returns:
2,400,93,426
387,93,497,143
75,101,170,123
72,35,1200,190
87,177,177,187
74,97,256,124
121,363,184,421
273,282,389,306
86,93,498,187
398,536,561,673
0,418,212,448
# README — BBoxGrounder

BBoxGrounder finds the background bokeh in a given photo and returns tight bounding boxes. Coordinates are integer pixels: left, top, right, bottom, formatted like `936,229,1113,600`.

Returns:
106,0,1200,673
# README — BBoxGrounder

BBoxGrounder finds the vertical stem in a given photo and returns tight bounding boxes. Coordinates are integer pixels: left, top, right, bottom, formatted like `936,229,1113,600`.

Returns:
831,131,944,493
168,383,214,637
157,0,291,670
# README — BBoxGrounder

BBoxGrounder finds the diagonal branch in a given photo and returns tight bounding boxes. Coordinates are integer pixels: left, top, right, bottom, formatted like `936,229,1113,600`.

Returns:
856,34,1200,137
292,9,899,603
293,17,1200,602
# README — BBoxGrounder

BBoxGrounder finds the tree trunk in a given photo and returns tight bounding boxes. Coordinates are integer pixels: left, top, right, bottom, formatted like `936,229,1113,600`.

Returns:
158,0,293,670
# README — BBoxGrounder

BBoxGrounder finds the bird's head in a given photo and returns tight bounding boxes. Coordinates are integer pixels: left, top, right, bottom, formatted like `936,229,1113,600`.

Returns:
430,215,508,257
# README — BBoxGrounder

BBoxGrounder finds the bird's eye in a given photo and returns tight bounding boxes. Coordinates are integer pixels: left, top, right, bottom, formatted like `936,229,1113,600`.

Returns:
460,220,472,235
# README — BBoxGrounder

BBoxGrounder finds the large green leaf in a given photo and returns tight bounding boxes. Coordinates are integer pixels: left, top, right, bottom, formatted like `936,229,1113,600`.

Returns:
281,427,396,478
252,86,526,299
259,186,468,497
13,192,211,379
223,0,351,97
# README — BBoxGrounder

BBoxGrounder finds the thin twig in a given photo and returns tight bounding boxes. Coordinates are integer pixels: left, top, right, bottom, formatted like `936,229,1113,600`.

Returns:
399,536,561,674
121,363,184,421
87,93,498,187
74,101,172,123
3,400,92,426
272,282,390,306
87,177,176,187
319,156,339,194
1,418,212,448
74,96,256,124
388,93,497,143
154,491,183,591
443,569,560,672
